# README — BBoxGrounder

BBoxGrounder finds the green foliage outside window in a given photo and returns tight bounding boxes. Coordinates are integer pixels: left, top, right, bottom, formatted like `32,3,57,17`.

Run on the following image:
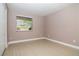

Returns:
16,16,32,31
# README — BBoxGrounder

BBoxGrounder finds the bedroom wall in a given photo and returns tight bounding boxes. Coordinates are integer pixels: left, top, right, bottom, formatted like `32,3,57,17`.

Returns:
45,4,79,46
7,9,44,42
8,4,79,47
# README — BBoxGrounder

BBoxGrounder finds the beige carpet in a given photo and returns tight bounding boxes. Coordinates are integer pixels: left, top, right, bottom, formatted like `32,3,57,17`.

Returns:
3,39,79,56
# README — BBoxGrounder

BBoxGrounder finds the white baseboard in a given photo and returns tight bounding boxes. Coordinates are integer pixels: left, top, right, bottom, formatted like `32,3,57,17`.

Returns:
45,38,79,50
8,37,46,45
8,37,79,50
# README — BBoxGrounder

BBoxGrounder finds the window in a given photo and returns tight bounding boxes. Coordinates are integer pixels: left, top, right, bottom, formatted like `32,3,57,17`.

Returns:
16,16,32,31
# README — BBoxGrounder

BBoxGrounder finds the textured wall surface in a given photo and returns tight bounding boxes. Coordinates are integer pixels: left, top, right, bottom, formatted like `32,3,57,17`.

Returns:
7,9,44,42
8,4,79,46
45,5,79,46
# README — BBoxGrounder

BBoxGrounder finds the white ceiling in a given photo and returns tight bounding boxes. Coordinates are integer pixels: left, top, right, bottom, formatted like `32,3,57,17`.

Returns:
7,3,71,16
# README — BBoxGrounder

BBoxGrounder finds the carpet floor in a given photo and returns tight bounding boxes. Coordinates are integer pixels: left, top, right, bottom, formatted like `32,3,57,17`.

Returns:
3,39,79,56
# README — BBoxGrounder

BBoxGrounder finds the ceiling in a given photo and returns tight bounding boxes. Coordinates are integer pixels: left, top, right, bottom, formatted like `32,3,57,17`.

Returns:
7,3,71,16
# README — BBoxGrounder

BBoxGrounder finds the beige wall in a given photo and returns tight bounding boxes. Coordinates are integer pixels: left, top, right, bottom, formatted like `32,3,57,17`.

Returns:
45,5,79,46
8,4,79,46
7,9,44,42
